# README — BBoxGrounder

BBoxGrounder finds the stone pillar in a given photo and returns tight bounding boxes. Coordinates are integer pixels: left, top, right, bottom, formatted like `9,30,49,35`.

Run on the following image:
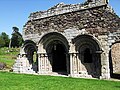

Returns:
101,52,110,79
69,43,76,77
69,53,73,76
38,53,52,74
38,44,46,74
98,35,110,79
40,53,45,74
38,43,52,74
100,45,110,79
38,53,41,74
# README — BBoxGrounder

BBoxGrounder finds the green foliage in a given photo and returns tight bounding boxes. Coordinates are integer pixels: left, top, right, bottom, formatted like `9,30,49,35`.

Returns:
0,72,120,90
11,32,19,47
0,37,5,47
0,32,10,47
11,27,23,48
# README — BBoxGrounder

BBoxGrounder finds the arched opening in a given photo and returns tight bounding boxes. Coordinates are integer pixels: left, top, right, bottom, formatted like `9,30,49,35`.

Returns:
39,32,69,75
73,35,102,78
24,40,38,72
51,43,67,73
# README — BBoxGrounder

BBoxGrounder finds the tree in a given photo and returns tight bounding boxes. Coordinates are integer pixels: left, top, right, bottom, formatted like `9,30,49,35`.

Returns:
0,36,5,47
0,32,10,47
10,27,23,48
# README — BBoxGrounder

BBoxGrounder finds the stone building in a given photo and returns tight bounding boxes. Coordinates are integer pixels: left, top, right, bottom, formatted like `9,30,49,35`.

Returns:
13,0,120,79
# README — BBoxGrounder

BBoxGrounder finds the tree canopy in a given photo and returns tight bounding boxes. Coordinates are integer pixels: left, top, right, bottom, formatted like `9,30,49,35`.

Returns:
10,27,23,48
0,27,23,48
0,32,10,47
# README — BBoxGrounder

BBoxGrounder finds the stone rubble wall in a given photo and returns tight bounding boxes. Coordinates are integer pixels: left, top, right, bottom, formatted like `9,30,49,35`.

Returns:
29,1,108,21
23,4,120,42
111,43,120,74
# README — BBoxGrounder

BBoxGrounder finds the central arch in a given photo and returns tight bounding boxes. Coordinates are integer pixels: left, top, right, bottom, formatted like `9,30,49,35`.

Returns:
48,41,67,74
39,32,69,75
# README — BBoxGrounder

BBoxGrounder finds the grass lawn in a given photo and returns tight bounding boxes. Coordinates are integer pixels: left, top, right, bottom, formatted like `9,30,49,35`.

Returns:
0,47,19,69
0,72,120,90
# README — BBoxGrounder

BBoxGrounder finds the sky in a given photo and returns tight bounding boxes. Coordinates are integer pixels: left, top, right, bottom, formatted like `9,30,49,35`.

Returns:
0,0,120,37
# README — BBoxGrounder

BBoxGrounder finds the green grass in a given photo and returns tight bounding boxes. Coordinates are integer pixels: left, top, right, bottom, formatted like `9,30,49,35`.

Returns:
0,47,19,69
0,72,120,90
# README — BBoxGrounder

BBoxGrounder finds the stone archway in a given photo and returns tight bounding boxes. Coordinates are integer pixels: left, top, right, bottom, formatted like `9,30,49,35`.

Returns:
73,34,102,78
23,40,38,72
38,32,69,75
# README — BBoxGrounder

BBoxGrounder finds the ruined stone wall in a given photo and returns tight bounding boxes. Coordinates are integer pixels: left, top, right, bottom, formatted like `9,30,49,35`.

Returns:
23,4,120,42
111,43,120,74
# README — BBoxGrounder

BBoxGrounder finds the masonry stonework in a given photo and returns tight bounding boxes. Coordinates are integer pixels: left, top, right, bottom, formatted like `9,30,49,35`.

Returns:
111,43,120,74
13,0,120,79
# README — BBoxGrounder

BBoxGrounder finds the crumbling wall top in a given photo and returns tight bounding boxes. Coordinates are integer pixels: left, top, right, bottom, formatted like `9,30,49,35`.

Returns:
29,1,108,20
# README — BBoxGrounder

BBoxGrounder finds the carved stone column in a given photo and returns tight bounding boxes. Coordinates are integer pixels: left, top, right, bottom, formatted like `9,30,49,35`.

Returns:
39,53,46,74
69,42,76,77
38,53,52,74
38,53,41,74
38,44,48,74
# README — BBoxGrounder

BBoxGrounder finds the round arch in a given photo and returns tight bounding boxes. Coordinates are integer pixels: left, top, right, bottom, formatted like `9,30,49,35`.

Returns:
23,40,38,72
23,40,37,53
38,32,69,51
72,34,102,51
38,32,70,75
72,34,102,78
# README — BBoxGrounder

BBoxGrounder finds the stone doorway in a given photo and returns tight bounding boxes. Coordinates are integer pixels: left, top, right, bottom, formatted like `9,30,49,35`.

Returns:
73,35,102,78
38,32,69,75
51,43,67,73
24,40,38,73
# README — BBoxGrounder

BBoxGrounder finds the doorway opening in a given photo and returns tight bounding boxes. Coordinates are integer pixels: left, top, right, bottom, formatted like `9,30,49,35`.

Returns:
73,35,102,78
84,48,93,63
24,40,38,73
51,43,67,74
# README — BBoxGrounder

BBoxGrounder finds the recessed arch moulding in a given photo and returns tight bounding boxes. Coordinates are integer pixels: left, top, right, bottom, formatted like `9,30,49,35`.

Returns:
37,32,70,75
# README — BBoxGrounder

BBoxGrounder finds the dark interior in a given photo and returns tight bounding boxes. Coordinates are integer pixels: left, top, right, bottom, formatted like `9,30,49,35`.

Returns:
84,48,93,63
52,43,67,72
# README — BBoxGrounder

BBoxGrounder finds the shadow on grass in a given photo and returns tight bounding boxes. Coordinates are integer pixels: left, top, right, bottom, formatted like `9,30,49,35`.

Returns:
115,86,120,88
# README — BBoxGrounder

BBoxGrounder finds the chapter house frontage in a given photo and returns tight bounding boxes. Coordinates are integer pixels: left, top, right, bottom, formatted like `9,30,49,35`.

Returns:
13,0,120,79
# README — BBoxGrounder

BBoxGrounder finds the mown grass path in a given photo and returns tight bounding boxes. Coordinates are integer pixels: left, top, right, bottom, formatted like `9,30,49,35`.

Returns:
0,72,120,90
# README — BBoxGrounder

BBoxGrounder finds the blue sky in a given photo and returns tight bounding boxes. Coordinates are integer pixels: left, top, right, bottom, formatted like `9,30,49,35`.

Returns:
0,0,120,37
